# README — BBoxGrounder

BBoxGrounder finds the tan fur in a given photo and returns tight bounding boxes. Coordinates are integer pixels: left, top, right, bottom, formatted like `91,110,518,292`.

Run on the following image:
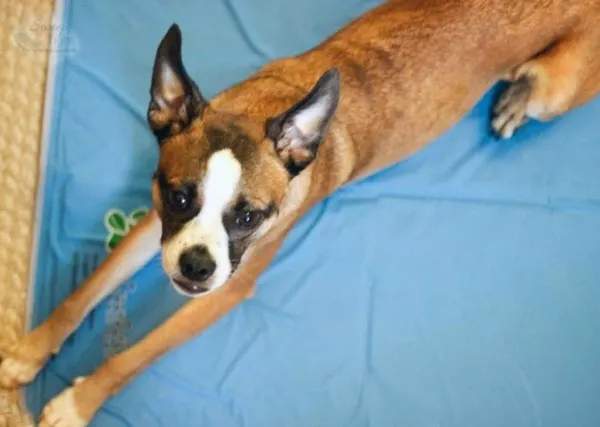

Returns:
2,1,599,424
517,22,600,118
155,112,289,212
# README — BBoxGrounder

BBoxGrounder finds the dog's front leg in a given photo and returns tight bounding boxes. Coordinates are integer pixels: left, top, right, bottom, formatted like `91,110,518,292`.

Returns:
37,232,284,427
0,210,162,389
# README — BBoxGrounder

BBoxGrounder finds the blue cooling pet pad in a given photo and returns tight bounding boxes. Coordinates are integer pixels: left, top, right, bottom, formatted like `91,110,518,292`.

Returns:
29,0,600,426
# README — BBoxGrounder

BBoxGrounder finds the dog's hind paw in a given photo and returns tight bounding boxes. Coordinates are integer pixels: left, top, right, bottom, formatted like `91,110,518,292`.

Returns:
492,76,532,139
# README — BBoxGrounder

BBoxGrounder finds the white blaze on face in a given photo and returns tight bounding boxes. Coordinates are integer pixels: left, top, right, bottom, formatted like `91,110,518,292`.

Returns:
162,149,242,291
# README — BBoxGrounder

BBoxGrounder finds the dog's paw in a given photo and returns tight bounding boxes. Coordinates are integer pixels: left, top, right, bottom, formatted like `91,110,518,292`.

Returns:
39,381,88,427
0,354,42,389
0,322,62,389
492,76,532,139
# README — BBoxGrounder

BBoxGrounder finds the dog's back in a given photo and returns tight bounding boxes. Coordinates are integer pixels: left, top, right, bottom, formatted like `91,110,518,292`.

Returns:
217,0,599,178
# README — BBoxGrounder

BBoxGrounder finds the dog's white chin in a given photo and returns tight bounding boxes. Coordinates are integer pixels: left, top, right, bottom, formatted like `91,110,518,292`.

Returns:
168,272,230,298
170,280,218,298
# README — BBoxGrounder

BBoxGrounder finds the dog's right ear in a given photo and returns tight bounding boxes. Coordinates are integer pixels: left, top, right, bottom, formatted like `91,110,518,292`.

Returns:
147,24,208,141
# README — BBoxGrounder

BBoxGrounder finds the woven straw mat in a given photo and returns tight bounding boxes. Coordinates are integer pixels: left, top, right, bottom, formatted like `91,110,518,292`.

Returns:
0,0,55,425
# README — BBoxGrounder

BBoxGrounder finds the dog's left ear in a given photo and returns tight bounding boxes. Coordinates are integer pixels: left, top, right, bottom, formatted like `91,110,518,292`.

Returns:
148,24,208,140
265,69,340,176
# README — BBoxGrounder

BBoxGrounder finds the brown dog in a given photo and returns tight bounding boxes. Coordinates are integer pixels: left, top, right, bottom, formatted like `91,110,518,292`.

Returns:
1,0,599,425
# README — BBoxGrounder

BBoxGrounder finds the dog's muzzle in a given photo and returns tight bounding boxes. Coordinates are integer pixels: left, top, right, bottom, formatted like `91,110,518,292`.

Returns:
172,245,215,295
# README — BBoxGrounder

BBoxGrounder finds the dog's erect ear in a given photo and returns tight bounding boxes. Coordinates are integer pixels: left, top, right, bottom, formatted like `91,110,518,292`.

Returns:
265,69,341,176
148,24,208,140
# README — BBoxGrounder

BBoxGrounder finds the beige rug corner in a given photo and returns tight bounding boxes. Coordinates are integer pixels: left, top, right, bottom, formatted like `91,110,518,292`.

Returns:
0,0,55,425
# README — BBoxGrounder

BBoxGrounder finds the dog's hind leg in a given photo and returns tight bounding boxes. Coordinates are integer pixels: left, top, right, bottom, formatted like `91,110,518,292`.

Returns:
492,19,600,139
0,211,161,389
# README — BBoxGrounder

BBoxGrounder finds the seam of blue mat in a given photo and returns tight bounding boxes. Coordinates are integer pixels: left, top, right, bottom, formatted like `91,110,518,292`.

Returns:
223,0,272,62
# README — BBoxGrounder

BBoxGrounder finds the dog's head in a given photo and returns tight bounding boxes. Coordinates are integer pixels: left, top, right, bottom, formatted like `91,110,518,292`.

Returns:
147,24,340,297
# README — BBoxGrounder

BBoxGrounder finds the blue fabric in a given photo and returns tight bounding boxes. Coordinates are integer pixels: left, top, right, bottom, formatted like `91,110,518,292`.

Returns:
28,0,600,426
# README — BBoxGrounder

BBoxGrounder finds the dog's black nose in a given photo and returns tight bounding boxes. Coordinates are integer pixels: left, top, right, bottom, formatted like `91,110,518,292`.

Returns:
179,245,216,282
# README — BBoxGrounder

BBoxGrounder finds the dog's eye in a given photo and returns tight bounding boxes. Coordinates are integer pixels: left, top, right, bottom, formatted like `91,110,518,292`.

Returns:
234,209,262,230
167,188,192,212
